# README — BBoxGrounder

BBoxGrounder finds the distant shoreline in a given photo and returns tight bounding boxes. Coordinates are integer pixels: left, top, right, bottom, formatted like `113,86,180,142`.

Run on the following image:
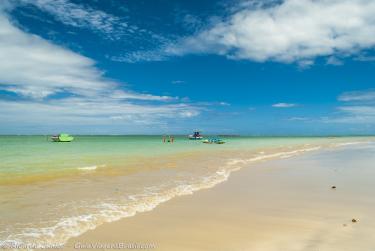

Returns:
1,134,375,137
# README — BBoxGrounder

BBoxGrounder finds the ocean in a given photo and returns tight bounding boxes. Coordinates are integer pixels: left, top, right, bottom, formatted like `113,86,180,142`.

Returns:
0,135,371,247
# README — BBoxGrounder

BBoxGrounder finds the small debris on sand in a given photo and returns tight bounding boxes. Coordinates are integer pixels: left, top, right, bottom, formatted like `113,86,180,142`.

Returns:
343,224,347,227
352,219,358,223
331,186,336,189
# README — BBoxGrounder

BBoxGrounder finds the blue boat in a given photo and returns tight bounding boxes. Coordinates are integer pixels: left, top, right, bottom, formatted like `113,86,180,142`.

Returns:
203,138,225,144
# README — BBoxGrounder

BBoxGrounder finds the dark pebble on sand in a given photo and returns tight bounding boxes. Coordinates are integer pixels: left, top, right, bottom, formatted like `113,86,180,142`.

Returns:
352,219,358,223
331,186,336,189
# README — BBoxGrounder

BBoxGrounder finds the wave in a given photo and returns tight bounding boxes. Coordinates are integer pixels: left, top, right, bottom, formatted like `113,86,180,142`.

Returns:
3,167,235,247
77,164,106,171
227,146,322,166
334,142,364,147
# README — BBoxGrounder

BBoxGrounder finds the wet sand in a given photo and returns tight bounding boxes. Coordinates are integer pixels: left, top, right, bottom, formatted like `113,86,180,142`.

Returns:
64,143,375,251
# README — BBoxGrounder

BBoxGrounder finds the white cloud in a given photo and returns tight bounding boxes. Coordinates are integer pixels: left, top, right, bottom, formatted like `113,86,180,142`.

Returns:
0,9,114,98
167,0,375,64
171,80,185,85
326,56,344,66
16,0,171,47
109,90,177,101
355,54,375,62
297,60,314,69
287,116,309,121
18,0,128,38
0,8,175,101
219,102,230,106
109,50,167,63
179,110,200,118
272,103,297,108
338,106,375,116
326,90,375,124
338,90,375,102
0,6,201,131
0,98,200,125
326,106,375,124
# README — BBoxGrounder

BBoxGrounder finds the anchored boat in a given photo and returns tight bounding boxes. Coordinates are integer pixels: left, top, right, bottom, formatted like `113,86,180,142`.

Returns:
51,133,74,142
188,131,203,140
203,138,225,144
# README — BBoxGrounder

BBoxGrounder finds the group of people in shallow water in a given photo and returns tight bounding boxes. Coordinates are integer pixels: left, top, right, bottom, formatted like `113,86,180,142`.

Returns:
162,135,174,143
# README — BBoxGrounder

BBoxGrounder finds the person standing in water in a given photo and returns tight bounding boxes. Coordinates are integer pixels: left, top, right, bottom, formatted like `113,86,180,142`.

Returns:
163,135,174,143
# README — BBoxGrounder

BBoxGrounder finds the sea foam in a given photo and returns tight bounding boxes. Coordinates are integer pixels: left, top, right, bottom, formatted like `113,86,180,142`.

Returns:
77,164,106,171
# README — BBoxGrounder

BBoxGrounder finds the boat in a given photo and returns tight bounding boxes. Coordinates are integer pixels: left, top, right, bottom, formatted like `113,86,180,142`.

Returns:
188,131,203,140
203,138,225,144
51,133,74,142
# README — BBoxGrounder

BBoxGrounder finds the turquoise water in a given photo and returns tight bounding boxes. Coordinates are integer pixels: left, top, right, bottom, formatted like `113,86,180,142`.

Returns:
0,135,340,180
0,135,371,246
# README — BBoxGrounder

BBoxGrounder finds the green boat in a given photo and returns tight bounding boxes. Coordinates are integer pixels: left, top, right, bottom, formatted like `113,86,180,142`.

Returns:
51,133,74,142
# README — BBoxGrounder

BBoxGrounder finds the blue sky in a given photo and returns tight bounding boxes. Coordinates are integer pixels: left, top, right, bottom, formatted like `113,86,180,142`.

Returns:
1,0,375,135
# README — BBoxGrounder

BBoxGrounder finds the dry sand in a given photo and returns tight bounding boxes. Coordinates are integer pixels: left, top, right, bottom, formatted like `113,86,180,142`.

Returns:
64,144,375,251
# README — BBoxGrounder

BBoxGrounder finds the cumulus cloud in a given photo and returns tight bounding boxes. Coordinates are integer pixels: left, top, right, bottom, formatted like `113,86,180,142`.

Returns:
167,0,375,65
0,10,115,98
272,103,297,108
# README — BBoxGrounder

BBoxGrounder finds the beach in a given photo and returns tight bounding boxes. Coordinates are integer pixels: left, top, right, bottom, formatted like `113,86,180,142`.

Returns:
64,142,375,251
3,0,375,249
1,136,375,250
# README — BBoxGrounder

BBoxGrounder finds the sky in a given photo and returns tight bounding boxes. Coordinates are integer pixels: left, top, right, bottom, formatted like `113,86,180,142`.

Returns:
1,0,375,135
